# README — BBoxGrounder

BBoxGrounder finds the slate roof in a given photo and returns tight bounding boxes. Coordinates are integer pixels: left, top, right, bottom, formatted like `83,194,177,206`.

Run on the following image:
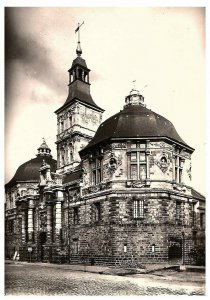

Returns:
81,104,193,153
70,56,88,69
5,155,57,189
63,80,104,112
62,169,83,185
191,188,205,201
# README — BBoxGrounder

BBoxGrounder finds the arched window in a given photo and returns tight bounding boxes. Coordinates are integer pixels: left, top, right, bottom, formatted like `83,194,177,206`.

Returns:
78,68,83,80
84,72,87,82
61,148,65,166
70,72,73,83
69,115,72,127
70,151,73,162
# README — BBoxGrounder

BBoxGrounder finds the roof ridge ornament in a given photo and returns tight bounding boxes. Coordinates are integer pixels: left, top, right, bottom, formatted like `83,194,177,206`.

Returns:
75,21,84,57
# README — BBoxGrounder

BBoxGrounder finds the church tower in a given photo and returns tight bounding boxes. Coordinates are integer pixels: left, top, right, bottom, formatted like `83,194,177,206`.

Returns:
55,23,104,174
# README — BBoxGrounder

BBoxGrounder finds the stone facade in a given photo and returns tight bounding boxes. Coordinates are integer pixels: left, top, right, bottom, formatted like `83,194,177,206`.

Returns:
5,41,205,266
56,102,103,173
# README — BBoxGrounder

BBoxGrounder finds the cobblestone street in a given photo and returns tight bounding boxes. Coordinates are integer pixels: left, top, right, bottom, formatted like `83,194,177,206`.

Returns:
5,262,205,296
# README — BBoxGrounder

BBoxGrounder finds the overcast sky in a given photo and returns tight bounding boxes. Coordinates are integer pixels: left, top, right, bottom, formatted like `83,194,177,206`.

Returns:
5,7,205,194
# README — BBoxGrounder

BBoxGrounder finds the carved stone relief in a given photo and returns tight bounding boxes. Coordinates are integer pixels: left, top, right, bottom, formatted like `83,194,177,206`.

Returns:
173,184,187,192
150,142,174,151
111,143,127,149
186,162,192,180
155,152,171,173
131,181,145,188
83,182,112,196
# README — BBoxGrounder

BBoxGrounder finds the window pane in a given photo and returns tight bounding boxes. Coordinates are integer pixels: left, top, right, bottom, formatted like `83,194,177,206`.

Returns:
131,143,136,149
200,213,205,228
140,152,146,161
140,143,145,149
176,202,181,220
73,208,79,224
134,200,138,218
94,202,101,221
92,170,96,184
97,169,101,183
97,159,101,167
131,153,137,162
134,200,144,218
175,167,178,182
131,165,138,180
139,200,144,218
92,160,96,168
139,165,146,180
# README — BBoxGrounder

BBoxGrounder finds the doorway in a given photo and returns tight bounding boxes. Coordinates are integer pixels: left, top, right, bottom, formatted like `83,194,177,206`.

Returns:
168,238,182,264
39,232,47,262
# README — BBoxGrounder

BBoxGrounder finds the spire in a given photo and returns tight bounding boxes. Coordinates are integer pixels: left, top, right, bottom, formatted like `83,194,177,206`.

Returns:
37,138,52,157
55,22,104,114
75,21,84,57
124,81,145,107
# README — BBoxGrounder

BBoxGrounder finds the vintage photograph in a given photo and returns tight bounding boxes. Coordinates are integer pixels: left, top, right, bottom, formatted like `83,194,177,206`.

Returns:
4,5,205,296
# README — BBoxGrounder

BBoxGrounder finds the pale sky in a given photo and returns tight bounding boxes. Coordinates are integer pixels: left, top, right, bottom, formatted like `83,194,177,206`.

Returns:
5,7,205,194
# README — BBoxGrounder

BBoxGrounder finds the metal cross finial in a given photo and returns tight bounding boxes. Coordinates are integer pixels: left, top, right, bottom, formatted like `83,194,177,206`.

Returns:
75,21,84,42
75,21,84,56
132,80,136,90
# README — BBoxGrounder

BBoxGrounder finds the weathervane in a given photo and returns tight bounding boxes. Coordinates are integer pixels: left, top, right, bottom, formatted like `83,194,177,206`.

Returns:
75,21,84,56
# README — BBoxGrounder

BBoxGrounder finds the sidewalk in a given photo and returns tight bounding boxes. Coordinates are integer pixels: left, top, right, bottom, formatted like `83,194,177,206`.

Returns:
5,259,205,279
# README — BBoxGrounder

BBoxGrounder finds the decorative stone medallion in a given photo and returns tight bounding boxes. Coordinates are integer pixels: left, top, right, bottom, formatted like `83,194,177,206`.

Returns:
155,152,170,173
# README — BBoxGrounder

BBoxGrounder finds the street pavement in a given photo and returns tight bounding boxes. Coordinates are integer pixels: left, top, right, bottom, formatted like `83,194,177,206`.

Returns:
5,261,205,296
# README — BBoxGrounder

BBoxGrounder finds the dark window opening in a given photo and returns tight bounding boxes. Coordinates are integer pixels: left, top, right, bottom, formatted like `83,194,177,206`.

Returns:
93,202,101,222
73,207,79,225
200,213,205,229
91,158,102,185
176,201,181,221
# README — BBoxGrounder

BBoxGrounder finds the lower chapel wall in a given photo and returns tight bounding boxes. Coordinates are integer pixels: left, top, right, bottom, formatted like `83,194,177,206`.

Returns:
6,195,205,265
67,223,197,266
16,223,201,266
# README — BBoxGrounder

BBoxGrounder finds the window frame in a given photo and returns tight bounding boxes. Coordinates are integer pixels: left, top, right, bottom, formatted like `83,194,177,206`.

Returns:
73,207,79,225
93,202,101,222
91,157,102,185
127,142,147,181
133,199,144,219
200,212,205,229
174,149,184,184
175,201,181,221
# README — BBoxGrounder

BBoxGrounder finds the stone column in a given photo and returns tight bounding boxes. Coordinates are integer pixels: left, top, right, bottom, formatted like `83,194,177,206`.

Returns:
52,189,64,244
21,210,26,243
146,151,150,179
172,154,176,182
55,201,62,233
145,140,150,186
28,198,34,242
46,204,53,243
176,157,180,183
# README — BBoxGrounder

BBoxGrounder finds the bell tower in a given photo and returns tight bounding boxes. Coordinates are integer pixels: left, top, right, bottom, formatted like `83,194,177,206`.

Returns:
55,23,104,174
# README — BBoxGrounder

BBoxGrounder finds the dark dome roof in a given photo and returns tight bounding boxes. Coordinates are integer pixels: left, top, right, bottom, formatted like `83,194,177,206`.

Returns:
5,155,57,188
82,104,193,153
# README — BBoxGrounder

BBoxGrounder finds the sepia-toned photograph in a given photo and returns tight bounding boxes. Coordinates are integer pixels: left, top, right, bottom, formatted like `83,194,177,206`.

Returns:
4,3,206,296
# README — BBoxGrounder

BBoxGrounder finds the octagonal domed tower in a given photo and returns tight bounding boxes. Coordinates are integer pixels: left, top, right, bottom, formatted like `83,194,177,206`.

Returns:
81,88,194,193
72,88,205,266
